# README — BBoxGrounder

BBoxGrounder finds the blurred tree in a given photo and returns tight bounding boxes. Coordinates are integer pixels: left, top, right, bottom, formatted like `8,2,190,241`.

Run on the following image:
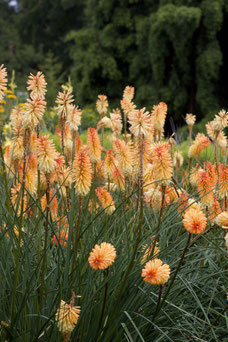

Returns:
39,51,65,106
68,0,227,121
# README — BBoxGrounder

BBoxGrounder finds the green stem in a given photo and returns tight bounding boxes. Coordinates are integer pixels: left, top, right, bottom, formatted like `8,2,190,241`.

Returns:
153,233,191,320
11,148,26,323
98,269,109,331
40,175,50,311
153,285,164,319
71,196,83,277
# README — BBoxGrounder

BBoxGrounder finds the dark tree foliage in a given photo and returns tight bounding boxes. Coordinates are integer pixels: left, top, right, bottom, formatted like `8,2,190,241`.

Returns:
0,0,227,120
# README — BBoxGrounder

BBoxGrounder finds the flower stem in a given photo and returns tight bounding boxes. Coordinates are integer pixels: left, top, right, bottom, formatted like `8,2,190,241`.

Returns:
71,196,83,277
11,148,26,323
40,174,50,311
153,233,191,320
98,269,109,331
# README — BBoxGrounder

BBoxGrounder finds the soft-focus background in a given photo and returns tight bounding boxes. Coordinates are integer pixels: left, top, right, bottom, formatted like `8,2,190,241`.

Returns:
1,0,228,124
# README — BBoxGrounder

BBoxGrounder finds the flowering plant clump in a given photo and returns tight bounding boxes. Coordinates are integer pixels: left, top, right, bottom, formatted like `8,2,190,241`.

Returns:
0,65,227,341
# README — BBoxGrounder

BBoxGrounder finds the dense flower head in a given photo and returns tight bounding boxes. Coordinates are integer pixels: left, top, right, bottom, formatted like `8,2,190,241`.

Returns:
150,143,173,184
216,211,228,229
185,113,196,127
55,299,80,338
56,90,74,121
141,259,170,285
96,94,108,116
10,106,23,136
188,133,210,158
0,64,7,100
197,170,214,206
22,97,46,130
36,136,57,174
27,71,47,100
103,149,116,180
151,102,167,133
72,150,92,196
218,163,228,198
112,166,125,191
212,109,228,131
88,242,116,270
183,208,207,234
190,164,203,187
123,85,134,101
120,98,136,117
95,187,115,214
66,105,82,132
113,139,133,176
97,116,112,131
205,161,217,186
144,186,162,210
86,128,101,163
128,107,151,137
208,196,221,224
110,109,122,136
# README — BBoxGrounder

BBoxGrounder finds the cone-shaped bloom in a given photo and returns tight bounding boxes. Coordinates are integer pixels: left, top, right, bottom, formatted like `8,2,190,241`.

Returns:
0,64,7,100
205,161,217,187
128,107,151,137
188,133,210,158
123,85,134,101
110,109,122,136
72,150,92,196
23,97,46,130
112,166,125,191
152,102,167,132
173,151,184,168
190,164,203,187
212,109,228,131
113,139,133,176
10,106,23,136
144,186,162,210
55,299,80,341
197,170,214,206
218,163,228,198
95,187,115,214
88,242,116,270
151,143,173,184
208,196,221,224
185,113,196,128
120,98,136,117
216,211,228,229
183,208,207,234
36,136,57,174
96,94,108,116
66,105,81,132
86,128,101,163
56,90,74,121
141,259,170,285
27,71,47,100
103,149,116,180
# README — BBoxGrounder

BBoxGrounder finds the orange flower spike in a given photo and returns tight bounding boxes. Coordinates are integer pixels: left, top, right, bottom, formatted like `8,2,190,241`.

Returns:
75,135,83,154
183,208,207,234
112,166,125,191
205,161,217,186
22,97,46,130
25,168,37,195
208,196,221,224
188,133,210,159
55,298,80,341
72,150,92,196
28,153,37,173
86,128,101,163
152,102,167,132
36,136,57,174
88,242,116,270
104,149,116,180
0,64,7,100
11,184,27,216
56,90,74,121
218,163,228,199
96,95,108,116
151,143,173,184
128,107,151,137
27,71,47,100
41,189,58,220
113,139,133,176
123,85,135,101
141,259,170,285
198,170,214,206
95,187,115,214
